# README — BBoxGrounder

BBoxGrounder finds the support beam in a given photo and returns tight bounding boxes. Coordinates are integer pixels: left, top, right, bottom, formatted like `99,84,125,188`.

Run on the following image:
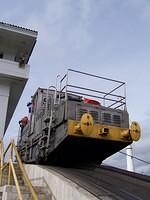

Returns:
126,145,134,172
0,82,10,137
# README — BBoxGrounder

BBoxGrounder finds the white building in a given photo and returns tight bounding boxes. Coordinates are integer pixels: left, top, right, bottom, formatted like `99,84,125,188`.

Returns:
0,22,37,137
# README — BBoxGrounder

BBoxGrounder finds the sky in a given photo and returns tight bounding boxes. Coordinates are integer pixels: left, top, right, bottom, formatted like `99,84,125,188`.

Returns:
0,0,150,174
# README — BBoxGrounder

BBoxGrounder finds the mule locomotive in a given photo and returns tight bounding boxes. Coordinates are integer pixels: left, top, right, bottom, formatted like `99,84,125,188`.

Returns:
17,69,141,166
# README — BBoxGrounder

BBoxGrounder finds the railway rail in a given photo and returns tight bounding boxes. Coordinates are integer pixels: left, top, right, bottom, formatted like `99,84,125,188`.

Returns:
42,165,150,200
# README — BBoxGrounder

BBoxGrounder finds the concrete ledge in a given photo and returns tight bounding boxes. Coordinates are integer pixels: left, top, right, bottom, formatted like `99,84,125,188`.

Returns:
0,59,29,80
24,164,98,200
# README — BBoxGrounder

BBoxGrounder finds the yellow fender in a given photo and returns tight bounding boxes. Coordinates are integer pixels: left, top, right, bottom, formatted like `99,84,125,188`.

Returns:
130,121,141,141
80,113,94,136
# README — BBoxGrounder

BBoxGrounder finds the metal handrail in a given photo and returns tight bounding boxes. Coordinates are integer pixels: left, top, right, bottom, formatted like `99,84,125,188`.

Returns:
68,68,125,84
9,158,23,200
0,139,39,200
67,84,125,99
59,69,126,110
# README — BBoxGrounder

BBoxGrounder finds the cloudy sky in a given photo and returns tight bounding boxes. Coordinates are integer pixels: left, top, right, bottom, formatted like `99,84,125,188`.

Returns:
1,0,150,174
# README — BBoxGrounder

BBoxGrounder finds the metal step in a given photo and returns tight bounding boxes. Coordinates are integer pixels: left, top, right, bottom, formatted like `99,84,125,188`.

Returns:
1,185,51,200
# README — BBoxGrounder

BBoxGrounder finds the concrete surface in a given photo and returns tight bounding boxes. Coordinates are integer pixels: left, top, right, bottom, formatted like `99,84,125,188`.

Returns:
1,185,51,200
24,164,98,200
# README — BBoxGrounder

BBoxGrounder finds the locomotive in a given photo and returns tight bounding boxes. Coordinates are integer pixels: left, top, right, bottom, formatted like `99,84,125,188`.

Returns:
17,69,141,166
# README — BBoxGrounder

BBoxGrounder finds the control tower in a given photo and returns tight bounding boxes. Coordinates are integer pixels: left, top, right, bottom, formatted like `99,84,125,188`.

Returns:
0,22,37,137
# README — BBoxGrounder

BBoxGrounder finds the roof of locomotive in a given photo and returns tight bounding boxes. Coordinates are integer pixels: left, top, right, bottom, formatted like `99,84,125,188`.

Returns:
31,87,55,99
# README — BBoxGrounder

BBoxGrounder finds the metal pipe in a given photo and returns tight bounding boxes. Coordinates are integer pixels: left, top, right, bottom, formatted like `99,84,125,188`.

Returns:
68,68,125,84
8,163,11,185
60,73,67,83
126,145,134,172
67,90,124,103
67,84,125,99
45,86,56,114
113,102,126,110
3,142,11,158
108,99,125,109
103,83,125,98
46,108,53,148
55,75,60,105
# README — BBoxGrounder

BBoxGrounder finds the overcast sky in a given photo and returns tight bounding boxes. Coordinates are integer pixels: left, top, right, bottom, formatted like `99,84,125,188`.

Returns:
1,0,150,175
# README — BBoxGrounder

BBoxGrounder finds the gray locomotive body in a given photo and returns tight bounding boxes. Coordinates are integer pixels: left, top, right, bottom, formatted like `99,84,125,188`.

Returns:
17,69,140,166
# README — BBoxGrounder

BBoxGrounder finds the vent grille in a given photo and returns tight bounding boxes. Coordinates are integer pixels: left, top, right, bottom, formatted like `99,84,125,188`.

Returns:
113,115,121,124
89,111,99,122
76,108,122,126
76,108,99,122
102,113,111,123
77,108,87,120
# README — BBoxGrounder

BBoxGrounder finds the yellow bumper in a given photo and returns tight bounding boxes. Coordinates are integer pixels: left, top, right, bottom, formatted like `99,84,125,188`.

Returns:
67,114,140,142
68,119,132,142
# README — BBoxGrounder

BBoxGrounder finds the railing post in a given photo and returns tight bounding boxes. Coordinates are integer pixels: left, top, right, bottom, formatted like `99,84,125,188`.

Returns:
8,164,11,185
0,170,1,186
11,143,13,161
0,164,2,186
0,139,38,200
10,159,23,200
12,142,38,200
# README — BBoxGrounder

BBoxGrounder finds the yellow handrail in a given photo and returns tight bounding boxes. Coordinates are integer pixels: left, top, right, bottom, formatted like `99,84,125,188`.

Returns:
3,142,11,158
0,140,4,169
12,142,38,200
9,159,23,200
0,139,39,200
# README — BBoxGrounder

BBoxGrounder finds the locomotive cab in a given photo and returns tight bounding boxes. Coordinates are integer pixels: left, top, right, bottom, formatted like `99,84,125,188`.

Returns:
17,69,140,166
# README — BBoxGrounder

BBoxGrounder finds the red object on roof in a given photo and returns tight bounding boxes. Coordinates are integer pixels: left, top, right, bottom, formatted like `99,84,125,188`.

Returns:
83,98,101,106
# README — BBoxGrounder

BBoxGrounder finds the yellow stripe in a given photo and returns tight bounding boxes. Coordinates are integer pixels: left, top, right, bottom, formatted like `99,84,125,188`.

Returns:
67,119,131,142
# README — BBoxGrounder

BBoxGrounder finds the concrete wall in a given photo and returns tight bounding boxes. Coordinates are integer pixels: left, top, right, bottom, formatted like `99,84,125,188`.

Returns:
0,59,29,135
0,59,29,79
0,82,10,136
24,164,98,200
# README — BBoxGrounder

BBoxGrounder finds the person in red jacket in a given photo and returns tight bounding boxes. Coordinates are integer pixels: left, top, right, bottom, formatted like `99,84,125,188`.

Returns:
19,116,28,134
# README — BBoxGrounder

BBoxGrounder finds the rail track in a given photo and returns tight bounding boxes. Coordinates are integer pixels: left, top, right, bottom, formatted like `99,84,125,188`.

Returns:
42,165,150,200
